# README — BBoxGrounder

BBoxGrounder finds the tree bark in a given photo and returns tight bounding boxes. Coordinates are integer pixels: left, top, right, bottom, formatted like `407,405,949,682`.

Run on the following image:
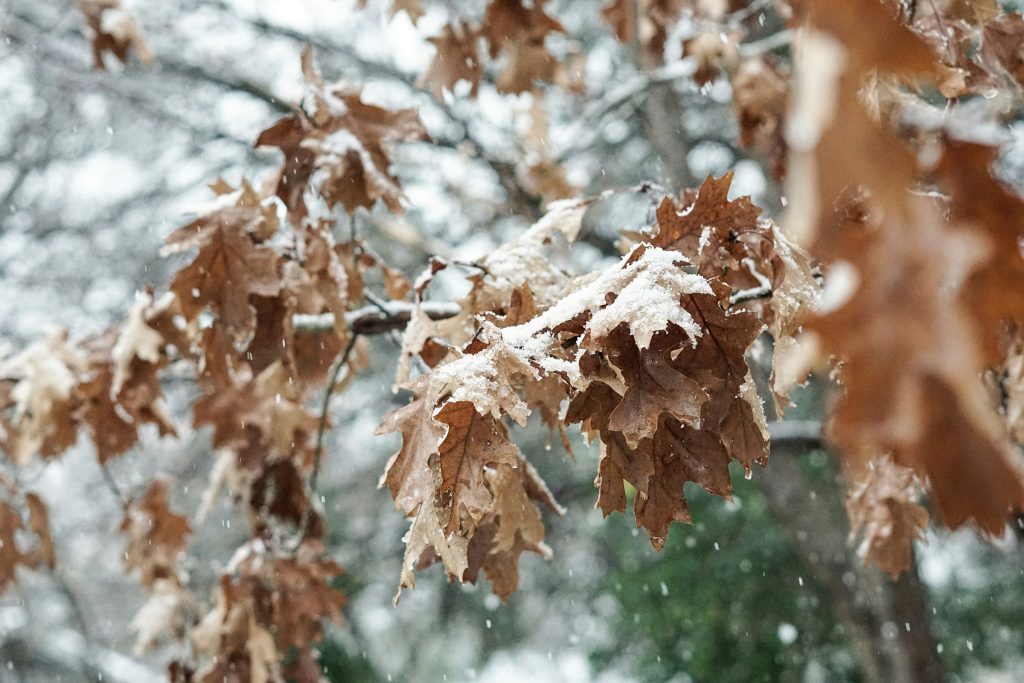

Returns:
756,445,946,683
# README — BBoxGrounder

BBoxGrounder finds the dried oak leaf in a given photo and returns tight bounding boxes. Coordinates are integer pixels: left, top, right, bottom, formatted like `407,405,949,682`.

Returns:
121,480,191,586
651,173,762,266
0,502,29,592
481,0,566,93
810,197,1024,535
463,461,557,600
934,140,1024,363
786,0,937,246
378,377,444,517
77,332,176,464
272,547,346,650
191,573,281,683
733,57,789,179
163,194,282,344
193,361,316,460
395,501,470,601
0,333,82,465
635,421,733,549
845,457,929,577
603,326,708,448
434,400,520,533
24,493,55,569
421,22,483,98
256,49,427,218
75,0,153,70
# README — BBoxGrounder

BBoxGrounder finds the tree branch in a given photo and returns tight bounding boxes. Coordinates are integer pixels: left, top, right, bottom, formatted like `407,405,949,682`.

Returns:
294,301,462,335
294,281,795,337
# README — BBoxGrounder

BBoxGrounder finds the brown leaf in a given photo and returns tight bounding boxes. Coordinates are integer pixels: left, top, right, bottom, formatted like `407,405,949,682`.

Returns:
460,459,560,600
378,378,446,516
651,173,763,263
395,502,470,601
75,0,153,70
811,197,1024,535
435,401,520,533
421,23,483,98
0,502,27,592
733,58,789,178
0,334,82,465
121,480,191,586
846,457,929,577
24,493,55,569
256,50,427,218
273,548,345,650
934,140,1024,363
636,421,733,549
481,0,565,93
165,213,282,344
604,328,708,448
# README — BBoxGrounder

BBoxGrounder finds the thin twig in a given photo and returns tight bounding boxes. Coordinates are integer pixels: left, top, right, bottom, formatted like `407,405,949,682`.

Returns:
768,420,823,450
99,462,129,509
294,300,462,334
309,333,360,493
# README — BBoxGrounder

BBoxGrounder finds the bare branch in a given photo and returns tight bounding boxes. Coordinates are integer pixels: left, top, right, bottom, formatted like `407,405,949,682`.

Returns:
768,420,823,450
294,301,462,335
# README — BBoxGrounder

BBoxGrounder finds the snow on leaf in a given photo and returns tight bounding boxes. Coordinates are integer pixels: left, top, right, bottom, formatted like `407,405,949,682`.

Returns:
256,49,427,219
110,290,165,397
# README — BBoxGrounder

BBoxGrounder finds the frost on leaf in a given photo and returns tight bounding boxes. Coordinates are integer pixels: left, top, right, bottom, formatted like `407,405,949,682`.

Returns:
382,225,769,585
0,333,83,465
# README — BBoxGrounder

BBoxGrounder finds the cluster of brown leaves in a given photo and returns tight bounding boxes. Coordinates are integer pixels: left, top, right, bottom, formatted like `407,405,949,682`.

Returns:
781,0,1024,572
185,540,344,682
122,481,194,652
413,0,567,96
32,0,1024,669
379,181,820,596
0,48,433,678
0,293,177,466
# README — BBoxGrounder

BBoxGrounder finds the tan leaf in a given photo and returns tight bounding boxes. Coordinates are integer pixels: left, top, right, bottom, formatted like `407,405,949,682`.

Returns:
846,457,929,577
378,379,445,516
256,50,427,218
75,0,152,70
